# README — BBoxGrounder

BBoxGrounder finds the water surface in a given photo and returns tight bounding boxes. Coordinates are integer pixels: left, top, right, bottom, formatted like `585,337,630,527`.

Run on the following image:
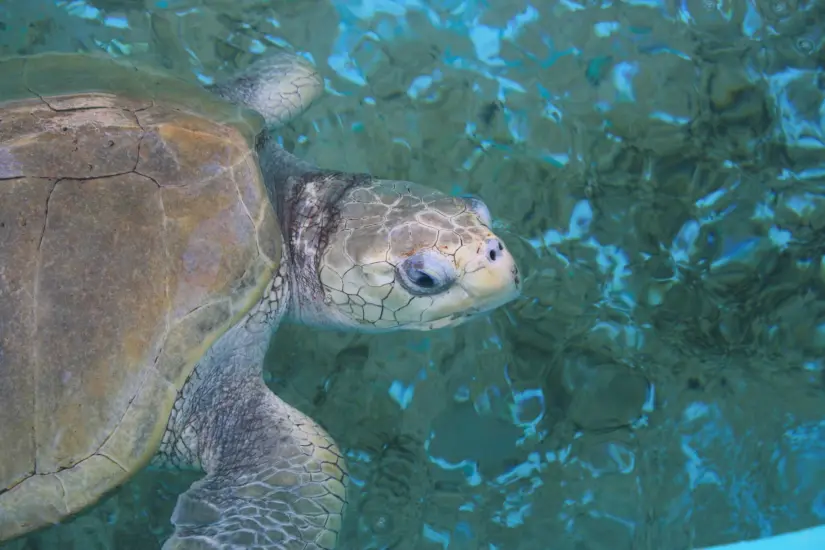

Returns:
2,1,825,548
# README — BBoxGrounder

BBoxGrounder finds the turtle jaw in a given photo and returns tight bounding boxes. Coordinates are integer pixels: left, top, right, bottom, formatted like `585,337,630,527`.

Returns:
363,234,522,332
414,234,522,330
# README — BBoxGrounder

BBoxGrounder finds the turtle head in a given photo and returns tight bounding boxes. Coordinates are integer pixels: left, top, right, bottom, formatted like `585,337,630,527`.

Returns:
308,178,521,332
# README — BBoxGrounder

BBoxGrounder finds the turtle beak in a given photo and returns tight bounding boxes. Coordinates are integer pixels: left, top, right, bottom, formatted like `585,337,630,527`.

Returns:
459,237,521,312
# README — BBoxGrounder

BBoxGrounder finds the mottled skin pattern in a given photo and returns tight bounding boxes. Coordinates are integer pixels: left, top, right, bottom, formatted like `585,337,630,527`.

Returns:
0,51,521,550
155,260,348,549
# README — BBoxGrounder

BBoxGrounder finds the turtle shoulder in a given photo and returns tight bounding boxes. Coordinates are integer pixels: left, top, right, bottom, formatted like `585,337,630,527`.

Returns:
0,52,282,537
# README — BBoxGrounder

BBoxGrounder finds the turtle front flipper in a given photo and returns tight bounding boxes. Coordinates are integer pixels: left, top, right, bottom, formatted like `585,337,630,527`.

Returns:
209,52,324,130
209,52,325,199
160,374,348,550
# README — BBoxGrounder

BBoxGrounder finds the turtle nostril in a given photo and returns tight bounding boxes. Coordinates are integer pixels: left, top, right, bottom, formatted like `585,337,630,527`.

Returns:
485,238,503,262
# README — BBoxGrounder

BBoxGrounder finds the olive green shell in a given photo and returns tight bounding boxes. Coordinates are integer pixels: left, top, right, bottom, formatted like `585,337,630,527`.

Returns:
0,53,281,539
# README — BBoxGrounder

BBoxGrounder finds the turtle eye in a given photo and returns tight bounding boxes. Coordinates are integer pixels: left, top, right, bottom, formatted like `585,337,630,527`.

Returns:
398,251,455,295
408,269,436,288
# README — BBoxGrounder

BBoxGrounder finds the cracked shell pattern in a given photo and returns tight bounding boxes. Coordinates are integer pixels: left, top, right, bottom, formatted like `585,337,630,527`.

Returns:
0,78,276,540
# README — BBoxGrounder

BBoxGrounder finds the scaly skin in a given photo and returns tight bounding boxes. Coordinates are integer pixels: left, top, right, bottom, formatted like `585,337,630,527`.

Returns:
157,52,522,549
157,258,347,549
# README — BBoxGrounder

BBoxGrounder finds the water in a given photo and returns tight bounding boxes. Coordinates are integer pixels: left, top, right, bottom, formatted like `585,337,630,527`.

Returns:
1,0,825,549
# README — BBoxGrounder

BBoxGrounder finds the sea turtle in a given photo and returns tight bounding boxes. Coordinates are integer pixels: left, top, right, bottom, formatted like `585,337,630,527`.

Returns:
0,50,521,549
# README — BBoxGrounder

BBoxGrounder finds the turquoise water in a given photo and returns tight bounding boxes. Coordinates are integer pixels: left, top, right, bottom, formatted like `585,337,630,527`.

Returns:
2,0,825,549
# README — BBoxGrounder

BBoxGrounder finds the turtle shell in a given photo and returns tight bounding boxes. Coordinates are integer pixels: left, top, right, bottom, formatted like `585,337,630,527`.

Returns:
0,52,282,539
